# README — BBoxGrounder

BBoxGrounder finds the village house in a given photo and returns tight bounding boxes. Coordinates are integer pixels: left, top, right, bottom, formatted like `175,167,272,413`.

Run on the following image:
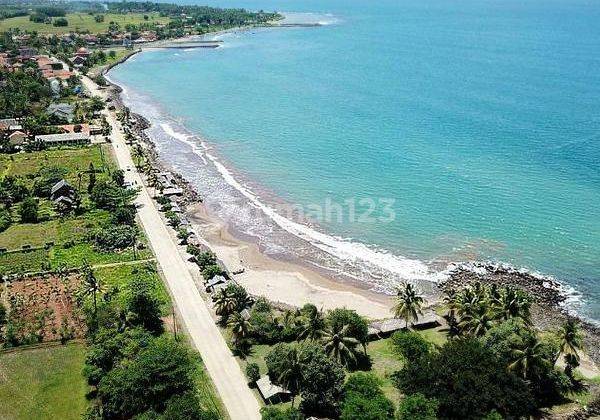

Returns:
0,118,23,133
34,132,91,147
255,376,291,404
46,103,75,123
50,179,76,201
8,131,27,147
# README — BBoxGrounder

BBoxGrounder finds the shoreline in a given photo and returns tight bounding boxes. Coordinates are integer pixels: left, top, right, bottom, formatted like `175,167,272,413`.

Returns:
101,38,600,363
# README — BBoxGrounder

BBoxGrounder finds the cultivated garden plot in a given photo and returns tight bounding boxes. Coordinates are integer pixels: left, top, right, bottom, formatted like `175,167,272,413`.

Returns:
2,273,84,345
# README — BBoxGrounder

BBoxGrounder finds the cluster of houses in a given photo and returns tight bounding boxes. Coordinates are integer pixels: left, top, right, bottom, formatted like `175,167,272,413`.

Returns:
0,116,103,150
12,30,160,49
69,47,91,68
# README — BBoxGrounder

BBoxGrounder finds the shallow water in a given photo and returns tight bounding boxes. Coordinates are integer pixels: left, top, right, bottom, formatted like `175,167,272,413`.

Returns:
109,0,600,320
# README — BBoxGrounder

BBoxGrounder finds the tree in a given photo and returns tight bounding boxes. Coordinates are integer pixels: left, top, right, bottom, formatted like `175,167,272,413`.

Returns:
98,336,197,419
53,17,68,26
126,276,164,335
341,373,395,420
162,392,218,420
79,260,104,316
322,322,361,367
213,288,236,321
228,312,252,351
397,393,438,420
297,304,326,341
112,169,125,187
271,345,305,407
393,338,535,419
132,144,145,167
19,196,38,223
391,330,431,362
558,319,583,363
299,343,345,418
393,283,424,328
246,362,260,384
492,286,531,323
88,162,96,193
508,336,549,380
326,308,368,352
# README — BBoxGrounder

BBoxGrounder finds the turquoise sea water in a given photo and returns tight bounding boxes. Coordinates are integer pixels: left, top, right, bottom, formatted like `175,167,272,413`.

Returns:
109,0,600,320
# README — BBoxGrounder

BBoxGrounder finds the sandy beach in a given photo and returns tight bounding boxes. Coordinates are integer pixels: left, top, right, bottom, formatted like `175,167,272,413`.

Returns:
186,202,394,320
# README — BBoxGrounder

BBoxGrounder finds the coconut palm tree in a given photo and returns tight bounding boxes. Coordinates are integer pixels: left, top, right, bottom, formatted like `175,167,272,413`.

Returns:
492,286,531,324
558,319,583,363
322,323,361,367
393,282,425,329
213,289,236,321
276,346,305,407
509,336,549,379
459,302,493,337
132,144,144,167
79,260,104,315
229,313,252,350
297,307,326,341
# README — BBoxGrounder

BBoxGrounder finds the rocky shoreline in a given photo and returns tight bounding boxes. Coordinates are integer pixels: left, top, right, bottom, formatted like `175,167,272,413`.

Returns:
440,262,600,365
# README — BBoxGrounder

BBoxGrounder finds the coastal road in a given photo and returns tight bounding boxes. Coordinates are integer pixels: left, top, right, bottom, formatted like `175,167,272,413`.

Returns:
81,76,262,420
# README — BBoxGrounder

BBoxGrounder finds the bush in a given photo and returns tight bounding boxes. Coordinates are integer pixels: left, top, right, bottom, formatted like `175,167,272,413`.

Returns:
94,224,137,250
391,330,431,361
126,276,164,335
0,208,11,232
94,14,105,23
201,264,223,280
260,406,304,420
397,393,438,420
340,372,395,420
32,166,67,197
246,362,260,384
196,251,217,270
112,205,136,225
53,17,68,26
19,197,39,223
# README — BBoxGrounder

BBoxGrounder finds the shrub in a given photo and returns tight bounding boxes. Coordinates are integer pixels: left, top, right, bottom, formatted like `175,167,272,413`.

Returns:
397,393,438,420
341,372,395,420
260,406,303,420
94,224,137,250
53,17,68,26
19,196,39,223
391,330,431,361
201,264,223,280
0,208,11,232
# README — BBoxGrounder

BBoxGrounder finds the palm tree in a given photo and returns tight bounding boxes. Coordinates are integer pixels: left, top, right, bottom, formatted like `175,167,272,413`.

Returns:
229,313,252,350
276,346,305,408
459,302,493,337
393,282,425,329
558,319,583,363
509,336,549,379
132,144,144,168
79,260,104,315
297,307,326,341
492,286,531,323
213,289,236,321
322,323,361,367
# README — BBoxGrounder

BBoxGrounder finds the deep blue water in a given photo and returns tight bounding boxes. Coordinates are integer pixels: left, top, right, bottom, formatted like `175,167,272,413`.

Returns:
110,0,600,320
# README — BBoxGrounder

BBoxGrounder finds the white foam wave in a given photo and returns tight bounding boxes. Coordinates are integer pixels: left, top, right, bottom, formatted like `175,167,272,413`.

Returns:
204,152,440,283
159,123,207,165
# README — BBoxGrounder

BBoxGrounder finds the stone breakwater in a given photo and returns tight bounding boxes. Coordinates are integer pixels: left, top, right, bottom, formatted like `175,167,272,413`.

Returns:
439,262,600,365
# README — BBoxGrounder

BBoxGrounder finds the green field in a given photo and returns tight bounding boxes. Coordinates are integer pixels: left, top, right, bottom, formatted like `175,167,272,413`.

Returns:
0,145,113,185
0,343,87,419
0,12,170,35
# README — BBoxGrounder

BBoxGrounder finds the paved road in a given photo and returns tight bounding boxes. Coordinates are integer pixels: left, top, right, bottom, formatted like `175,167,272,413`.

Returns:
81,76,261,420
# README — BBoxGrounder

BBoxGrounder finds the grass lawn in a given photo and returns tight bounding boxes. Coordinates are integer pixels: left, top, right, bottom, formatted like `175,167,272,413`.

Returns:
367,337,403,403
49,242,152,269
0,12,170,34
0,145,114,186
0,343,87,419
0,249,49,274
0,210,110,250
94,262,170,312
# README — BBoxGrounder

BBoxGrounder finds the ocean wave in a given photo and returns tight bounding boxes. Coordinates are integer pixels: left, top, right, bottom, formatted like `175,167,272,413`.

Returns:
156,122,441,286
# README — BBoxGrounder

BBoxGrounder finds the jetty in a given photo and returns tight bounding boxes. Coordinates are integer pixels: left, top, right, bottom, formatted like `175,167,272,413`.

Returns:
142,39,223,50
